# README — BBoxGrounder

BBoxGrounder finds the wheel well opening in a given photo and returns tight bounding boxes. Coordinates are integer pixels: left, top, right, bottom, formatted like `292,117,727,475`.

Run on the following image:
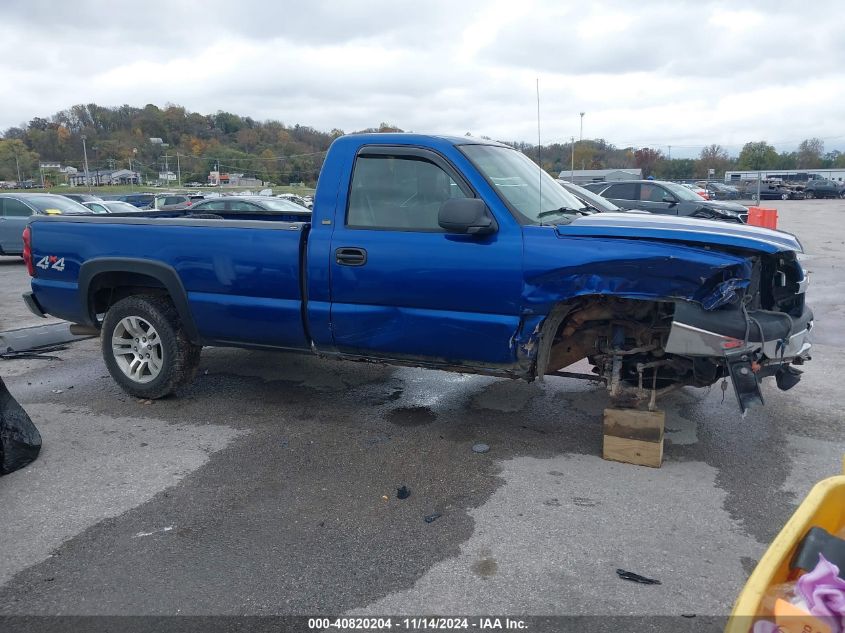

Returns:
541,296,675,375
89,272,169,322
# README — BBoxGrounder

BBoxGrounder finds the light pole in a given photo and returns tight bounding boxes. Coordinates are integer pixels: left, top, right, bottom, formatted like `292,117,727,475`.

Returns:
130,148,139,185
570,136,575,180
579,112,585,170
14,152,22,186
81,135,91,192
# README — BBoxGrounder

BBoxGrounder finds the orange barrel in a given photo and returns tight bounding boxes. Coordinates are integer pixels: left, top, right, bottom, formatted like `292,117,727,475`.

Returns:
761,207,778,229
747,207,778,229
747,206,764,227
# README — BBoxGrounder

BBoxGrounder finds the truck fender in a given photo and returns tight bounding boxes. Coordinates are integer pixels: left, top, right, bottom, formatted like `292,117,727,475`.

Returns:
78,258,200,343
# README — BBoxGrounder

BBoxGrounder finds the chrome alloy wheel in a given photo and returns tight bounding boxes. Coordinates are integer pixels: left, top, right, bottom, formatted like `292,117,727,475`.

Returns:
111,316,163,383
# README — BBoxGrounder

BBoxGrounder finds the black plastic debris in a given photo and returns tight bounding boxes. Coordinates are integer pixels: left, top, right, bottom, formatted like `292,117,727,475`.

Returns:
0,344,66,361
397,486,411,500
791,527,845,577
0,377,42,475
424,513,442,524
616,569,662,585
472,443,490,454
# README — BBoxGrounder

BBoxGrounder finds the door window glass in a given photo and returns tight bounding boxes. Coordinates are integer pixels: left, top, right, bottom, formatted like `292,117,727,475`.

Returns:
228,201,259,211
640,183,669,202
347,155,469,230
3,198,33,217
198,200,227,211
603,183,637,199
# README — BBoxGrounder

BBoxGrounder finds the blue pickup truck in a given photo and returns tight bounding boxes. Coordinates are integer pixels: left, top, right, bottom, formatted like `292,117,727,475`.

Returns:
22,134,812,412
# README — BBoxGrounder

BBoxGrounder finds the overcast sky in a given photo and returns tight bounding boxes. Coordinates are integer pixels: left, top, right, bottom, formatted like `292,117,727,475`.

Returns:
2,0,843,158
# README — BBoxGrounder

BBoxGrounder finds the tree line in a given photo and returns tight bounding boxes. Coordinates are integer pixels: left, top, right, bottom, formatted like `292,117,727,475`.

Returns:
2,102,843,185
0,103,404,185
515,137,845,180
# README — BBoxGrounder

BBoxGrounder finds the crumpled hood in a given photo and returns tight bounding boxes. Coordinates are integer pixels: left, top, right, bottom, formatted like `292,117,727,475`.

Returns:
555,213,802,254
700,200,749,213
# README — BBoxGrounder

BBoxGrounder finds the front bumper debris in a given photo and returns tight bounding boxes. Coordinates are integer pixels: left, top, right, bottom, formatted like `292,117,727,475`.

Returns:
665,301,813,412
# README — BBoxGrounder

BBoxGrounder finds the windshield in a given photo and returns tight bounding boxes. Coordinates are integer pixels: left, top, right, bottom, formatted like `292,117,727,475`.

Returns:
460,144,588,224
556,180,620,212
27,195,90,214
663,182,705,201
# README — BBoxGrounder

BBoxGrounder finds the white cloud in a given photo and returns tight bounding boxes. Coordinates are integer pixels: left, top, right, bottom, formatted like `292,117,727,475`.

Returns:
0,0,843,157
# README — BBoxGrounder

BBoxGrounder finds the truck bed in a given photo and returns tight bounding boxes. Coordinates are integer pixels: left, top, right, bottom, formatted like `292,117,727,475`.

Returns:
29,214,311,350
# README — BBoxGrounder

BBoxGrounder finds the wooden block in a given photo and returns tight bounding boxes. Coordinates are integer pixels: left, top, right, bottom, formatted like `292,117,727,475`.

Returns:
602,408,665,468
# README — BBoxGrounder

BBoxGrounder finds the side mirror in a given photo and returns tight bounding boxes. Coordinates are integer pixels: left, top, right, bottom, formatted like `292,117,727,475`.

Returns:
661,195,677,205
438,198,497,236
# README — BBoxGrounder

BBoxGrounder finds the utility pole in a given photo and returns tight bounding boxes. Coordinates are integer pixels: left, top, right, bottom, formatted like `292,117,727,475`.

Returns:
39,163,45,188
668,145,672,161
176,152,181,188
579,112,585,170
570,136,575,180
164,153,169,186
14,152,22,185
81,135,91,192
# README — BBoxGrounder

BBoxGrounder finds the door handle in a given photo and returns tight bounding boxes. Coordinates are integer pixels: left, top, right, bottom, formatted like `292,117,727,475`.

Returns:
335,247,367,266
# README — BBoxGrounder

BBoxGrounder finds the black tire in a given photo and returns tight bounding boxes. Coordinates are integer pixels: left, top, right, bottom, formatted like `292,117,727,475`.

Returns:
781,192,789,200
805,191,815,199
101,295,201,399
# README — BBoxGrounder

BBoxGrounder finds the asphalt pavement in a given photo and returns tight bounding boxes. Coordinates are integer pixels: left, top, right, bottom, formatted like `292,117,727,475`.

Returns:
0,200,843,621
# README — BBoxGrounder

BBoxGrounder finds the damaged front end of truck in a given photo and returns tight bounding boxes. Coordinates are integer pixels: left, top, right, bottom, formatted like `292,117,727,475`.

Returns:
520,216,813,413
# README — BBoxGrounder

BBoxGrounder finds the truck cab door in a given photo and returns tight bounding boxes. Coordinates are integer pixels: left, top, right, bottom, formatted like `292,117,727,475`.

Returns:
328,146,524,369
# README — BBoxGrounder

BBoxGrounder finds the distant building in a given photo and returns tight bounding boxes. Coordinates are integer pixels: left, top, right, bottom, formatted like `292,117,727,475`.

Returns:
208,171,263,187
40,163,76,184
557,168,642,185
68,169,140,186
724,168,845,184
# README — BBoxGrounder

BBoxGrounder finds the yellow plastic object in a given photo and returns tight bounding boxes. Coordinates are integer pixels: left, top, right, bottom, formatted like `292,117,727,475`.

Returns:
725,456,845,633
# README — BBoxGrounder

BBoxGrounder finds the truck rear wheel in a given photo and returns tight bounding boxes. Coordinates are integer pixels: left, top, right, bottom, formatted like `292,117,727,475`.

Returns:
101,295,201,399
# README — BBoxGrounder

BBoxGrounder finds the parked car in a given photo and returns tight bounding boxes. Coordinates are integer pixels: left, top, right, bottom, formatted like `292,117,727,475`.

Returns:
277,193,313,209
701,182,740,201
82,200,143,214
803,179,842,199
81,201,111,214
118,193,156,209
24,133,811,419
153,194,205,211
583,180,749,223
190,195,311,216
59,193,102,204
0,193,89,255
682,183,710,200
752,184,801,201
556,180,648,214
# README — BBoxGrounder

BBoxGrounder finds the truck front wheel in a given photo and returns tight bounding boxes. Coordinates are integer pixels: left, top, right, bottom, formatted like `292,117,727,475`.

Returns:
101,295,201,399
